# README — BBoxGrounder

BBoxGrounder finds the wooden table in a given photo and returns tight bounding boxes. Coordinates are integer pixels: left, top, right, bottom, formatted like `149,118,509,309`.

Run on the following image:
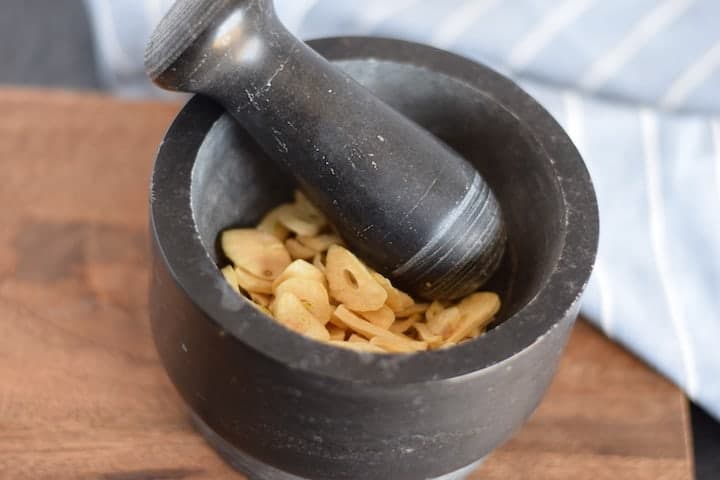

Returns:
0,90,693,480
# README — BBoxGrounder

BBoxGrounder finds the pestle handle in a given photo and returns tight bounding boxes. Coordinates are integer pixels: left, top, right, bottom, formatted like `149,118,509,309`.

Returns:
145,0,505,299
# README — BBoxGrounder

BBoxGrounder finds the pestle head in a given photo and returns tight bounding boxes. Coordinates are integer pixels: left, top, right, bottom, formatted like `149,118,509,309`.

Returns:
145,0,236,82
145,0,506,300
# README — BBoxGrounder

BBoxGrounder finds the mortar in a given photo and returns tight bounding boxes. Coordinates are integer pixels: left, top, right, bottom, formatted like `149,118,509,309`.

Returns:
149,37,598,480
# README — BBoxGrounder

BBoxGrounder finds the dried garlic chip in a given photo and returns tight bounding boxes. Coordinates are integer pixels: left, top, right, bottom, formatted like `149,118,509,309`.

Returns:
297,234,342,252
251,302,273,317
218,190,502,354
413,323,444,348
328,325,347,341
427,306,461,339
273,277,331,324
285,238,316,260
312,252,326,272
457,292,501,319
333,305,424,350
394,302,430,318
234,266,273,294
294,190,324,215
370,335,426,353
326,245,387,311
257,205,291,240
221,229,291,280
358,305,395,330
277,204,326,236
271,292,330,341
389,313,421,334
329,340,385,353
348,334,369,343
272,259,326,289
425,300,446,323
445,292,501,344
221,265,240,293
249,291,272,307
371,272,414,313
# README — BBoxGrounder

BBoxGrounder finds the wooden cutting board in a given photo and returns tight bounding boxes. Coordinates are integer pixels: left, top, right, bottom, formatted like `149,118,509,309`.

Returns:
0,89,692,480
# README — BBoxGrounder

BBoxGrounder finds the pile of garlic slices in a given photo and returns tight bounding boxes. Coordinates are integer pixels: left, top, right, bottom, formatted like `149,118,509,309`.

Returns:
219,191,501,353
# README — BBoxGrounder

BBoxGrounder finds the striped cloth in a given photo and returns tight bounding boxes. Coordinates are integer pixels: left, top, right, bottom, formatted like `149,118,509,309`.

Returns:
84,0,720,420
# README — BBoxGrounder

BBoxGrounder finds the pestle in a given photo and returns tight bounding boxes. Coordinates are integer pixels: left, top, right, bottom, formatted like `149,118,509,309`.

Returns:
144,0,506,300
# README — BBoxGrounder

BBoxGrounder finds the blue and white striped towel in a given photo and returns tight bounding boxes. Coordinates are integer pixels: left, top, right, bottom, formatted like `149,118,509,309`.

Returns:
84,0,720,419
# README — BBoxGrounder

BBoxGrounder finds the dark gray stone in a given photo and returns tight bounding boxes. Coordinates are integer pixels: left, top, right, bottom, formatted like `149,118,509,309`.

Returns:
148,36,598,480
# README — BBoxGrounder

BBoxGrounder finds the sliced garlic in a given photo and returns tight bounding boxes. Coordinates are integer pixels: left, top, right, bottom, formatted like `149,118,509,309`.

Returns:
413,323,444,348
221,265,240,293
388,313,421,334
332,305,424,351
427,306,461,339
272,259,326,289
249,291,272,307
370,334,426,353
371,272,414,313
329,340,386,353
277,204,326,236
234,266,274,294
357,305,395,330
326,245,387,311
257,205,291,240
271,292,330,341
285,238,316,260
221,228,291,280
273,277,331,324
297,234,342,252
445,292,500,344
394,302,430,318
328,325,347,341
312,252,326,273
425,300,446,323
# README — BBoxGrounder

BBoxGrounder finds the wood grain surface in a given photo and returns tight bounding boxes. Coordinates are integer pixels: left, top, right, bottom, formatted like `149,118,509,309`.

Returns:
0,89,693,480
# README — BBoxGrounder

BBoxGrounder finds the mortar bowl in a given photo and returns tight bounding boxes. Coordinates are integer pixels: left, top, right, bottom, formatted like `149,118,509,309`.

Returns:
149,37,598,480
